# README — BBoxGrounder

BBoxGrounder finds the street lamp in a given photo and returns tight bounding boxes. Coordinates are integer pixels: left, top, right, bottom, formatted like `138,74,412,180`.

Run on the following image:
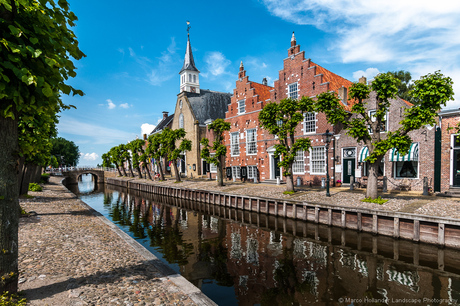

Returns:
323,129,333,197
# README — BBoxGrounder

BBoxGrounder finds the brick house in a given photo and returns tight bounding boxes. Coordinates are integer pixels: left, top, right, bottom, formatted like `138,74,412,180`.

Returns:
222,61,273,181
225,33,353,185
439,109,460,192
335,80,439,191
170,32,231,179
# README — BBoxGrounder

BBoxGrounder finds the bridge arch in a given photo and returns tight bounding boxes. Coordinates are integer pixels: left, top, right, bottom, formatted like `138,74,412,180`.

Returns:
62,169,105,186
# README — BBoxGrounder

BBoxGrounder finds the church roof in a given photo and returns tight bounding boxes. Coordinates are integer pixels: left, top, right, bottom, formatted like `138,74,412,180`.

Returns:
150,113,174,135
185,89,231,125
179,35,199,74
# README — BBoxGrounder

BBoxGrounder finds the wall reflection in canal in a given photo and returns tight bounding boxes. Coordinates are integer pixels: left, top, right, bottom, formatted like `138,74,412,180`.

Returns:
75,178,460,305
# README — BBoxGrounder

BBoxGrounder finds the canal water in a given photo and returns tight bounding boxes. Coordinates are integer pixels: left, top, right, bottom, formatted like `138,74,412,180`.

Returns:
71,174,460,305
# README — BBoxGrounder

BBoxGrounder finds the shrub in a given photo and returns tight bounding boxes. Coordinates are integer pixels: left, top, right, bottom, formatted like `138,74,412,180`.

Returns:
28,183,42,192
283,190,295,195
361,196,388,205
0,291,27,306
40,173,50,183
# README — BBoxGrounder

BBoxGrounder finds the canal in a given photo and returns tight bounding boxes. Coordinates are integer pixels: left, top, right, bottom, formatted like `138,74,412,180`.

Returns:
70,174,460,305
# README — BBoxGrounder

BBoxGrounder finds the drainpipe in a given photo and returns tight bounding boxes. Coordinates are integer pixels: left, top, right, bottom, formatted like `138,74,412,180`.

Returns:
333,136,336,187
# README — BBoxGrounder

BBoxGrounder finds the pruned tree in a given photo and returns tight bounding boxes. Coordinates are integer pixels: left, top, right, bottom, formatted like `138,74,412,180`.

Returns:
200,118,230,186
108,146,124,176
120,144,135,177
128,139,146,179
388,70,414,103
316,71,454,199
259,97,315,192
0,0,84,294
146,133,166,181
162,128,191,182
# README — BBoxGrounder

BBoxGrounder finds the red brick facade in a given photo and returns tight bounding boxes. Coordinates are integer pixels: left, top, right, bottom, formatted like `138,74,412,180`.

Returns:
439,110,460,192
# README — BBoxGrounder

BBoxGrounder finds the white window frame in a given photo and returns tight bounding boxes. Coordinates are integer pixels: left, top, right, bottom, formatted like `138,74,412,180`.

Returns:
288,82,298,100
368,110,388,133
210,154,217,173
304,112,316,134
246,129,257,155
232,166,241,179
310,146,326,175
238,100,246,114
247,165,257,179
193,75,196,83
179,113,184,129
292,150,305,174
231,132,240,156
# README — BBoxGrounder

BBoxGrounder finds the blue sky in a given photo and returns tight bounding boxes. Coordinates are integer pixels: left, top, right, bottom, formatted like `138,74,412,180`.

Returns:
58,0,460,166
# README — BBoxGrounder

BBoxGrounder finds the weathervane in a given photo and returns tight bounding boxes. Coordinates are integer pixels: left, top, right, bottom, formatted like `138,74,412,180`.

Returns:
186,21,191,35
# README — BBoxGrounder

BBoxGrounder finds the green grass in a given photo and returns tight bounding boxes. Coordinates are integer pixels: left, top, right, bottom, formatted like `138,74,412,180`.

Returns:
283,190,295,195
0,291,26,306
361,196,388,205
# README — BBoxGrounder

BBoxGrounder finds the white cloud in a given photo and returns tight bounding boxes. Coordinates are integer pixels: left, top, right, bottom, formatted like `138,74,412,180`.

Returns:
141,123,155,136
119,103,130,109
261,0,460,105
352,68,380,81
204,52,231,77
81,152,99,161
145,37,179,86
106,99,116,109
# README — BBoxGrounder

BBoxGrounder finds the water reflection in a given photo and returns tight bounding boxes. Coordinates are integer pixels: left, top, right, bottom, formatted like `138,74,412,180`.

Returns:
77,183,460,306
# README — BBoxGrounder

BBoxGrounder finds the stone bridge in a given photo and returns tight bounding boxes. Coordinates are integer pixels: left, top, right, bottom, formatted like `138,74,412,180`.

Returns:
62,169,105,185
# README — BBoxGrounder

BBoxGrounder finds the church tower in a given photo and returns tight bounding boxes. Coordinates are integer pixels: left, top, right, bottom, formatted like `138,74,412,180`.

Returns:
179,21,200,94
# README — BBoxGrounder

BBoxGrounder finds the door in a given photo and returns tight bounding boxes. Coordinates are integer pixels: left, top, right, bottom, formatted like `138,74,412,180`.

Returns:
273,156,281,179
343,158,355,184
453,150,460,186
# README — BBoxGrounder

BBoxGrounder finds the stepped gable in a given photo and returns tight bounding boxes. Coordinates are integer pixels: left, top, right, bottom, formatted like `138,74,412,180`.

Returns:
250,81,273,101
185,89,231,125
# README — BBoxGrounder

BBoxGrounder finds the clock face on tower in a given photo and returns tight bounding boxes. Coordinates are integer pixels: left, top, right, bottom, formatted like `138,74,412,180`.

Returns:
190,86,196,93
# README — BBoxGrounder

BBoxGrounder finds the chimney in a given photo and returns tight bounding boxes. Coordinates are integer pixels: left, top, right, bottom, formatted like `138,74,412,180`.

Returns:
162,111,168,119
359,76,367,84
262,78,267,86
143,134,147,140
338,86,348,105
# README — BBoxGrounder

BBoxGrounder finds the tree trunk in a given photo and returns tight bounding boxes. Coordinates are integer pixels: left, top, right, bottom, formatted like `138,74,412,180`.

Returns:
366,162,380,199
217,156,224,186
113,162,123,176
156,160,165,181
172,160,181,182
286,164,294,192
0,114,19,294
16,157,25,192
122,165,128,177
127,160,134,177
144,164,152,180
33,165,42,183
20,164,34,195
136,167,142,179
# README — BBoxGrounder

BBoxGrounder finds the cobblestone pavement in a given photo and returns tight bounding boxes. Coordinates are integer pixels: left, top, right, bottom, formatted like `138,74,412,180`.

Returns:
18,177,214,306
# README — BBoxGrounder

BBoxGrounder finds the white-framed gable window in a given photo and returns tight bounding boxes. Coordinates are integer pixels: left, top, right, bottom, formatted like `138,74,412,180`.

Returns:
288,82,298,99
304,112,316,134
231,132,240,156
368,110,388,133
179,113,184,129
310,146,326,174
238,100,245,114
246,129,257,155
292,150,305,174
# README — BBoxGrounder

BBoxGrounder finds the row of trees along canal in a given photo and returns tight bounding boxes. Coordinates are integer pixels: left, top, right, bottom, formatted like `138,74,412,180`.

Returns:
0,0,454,297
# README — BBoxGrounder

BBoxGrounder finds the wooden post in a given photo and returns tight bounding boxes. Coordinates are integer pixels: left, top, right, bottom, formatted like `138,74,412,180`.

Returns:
315,207,319,223
372,215,378,234
394,217,400,238
357,213,362,232
414,220,420,242
438,223,445,246
341,210,346,228
293,204,297,220
275,201,278,216
283,201,287,218
328,209,332,226
257,199,260,213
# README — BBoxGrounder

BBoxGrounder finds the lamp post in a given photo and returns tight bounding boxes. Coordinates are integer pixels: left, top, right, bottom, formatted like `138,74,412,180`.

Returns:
323,129,333,197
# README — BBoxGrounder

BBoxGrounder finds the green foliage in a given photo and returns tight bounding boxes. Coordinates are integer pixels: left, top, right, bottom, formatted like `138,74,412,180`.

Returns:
283,190,295,195
162,128,192,161
388,70,414,103
361,196,388,205
40,173,50,183
0,291,26,306
50,137,80,167
201,119,230,185
259,97,313,180
28,183,42,192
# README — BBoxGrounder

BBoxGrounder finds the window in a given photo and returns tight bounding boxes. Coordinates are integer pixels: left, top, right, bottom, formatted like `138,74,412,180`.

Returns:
210,154,217,173
179,113,184,128
238,100,245,114
188,74,191,82
368,110,387,133
247,166,257,179
193,75,196,83
232,166,241,178
363,161,384,177
289,82,298,99
394,161,418,178
292,150,305,174
246,129,257,155
231,132,239,156
179,100,183,109
311,146,326,174
304,112,316,134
